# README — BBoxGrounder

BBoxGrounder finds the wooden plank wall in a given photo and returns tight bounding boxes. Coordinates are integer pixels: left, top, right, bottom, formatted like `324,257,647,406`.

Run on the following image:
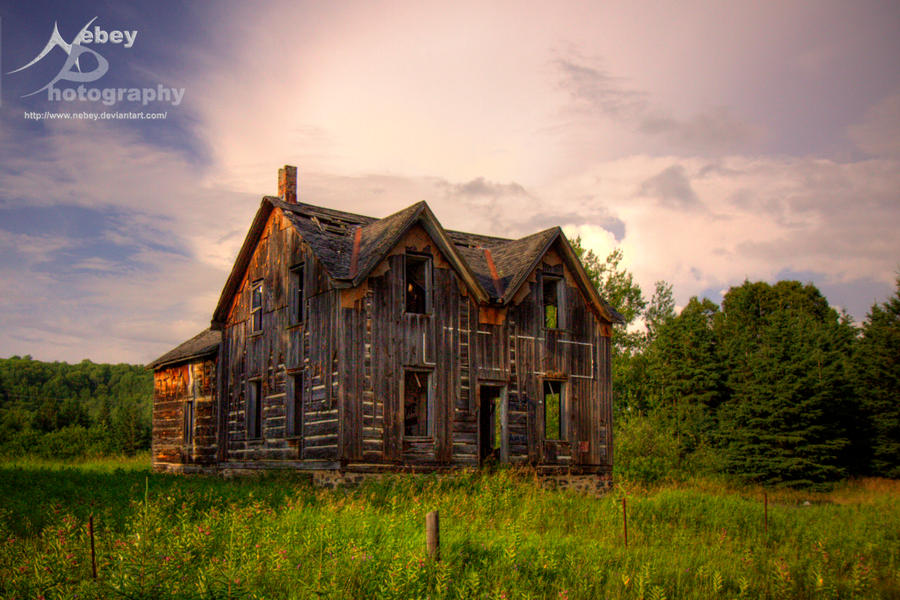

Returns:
152,357,216,468
505,251,613,471
221,209,340,466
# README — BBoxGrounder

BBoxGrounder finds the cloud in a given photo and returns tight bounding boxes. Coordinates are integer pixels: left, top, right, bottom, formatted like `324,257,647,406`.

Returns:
0,121,255,363
546,154,900,320
638,165,703,210
848,90,900,158
554,54,763,155
554,58,647,119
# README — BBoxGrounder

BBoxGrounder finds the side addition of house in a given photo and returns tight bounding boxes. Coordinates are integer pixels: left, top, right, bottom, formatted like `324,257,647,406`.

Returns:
149,165,624,490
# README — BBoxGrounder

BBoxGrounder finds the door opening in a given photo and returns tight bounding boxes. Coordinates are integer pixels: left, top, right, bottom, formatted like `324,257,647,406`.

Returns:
479,384,505,463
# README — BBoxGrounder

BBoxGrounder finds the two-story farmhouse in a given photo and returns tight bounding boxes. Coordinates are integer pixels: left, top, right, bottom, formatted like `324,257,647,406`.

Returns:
149,166,623,490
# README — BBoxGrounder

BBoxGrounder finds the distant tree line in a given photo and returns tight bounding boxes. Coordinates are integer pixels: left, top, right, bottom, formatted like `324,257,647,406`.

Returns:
0,358,152,458
573,239,899,488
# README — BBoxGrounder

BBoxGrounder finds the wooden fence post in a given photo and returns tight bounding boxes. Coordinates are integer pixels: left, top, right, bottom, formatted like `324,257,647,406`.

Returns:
89,515,97,579
622,497,628,548
764,492,768,536
426,510,440,561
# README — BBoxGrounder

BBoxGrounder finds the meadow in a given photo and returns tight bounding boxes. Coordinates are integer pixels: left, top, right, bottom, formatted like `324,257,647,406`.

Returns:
0,456,897,599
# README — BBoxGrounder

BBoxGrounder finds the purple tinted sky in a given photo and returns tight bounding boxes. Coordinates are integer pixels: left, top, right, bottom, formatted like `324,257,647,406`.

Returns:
1,0,898,363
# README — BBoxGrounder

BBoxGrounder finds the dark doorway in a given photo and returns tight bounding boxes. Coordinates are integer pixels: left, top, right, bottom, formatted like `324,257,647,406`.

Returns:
479,384,505,463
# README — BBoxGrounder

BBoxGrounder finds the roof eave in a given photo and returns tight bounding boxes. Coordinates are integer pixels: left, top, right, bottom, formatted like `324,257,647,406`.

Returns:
147,346,219,371
555,233,626,324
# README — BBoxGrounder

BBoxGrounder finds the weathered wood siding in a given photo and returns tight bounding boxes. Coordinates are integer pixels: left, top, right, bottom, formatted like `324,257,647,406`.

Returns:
214,210,611,473
339,225,464,467
220,209,340,467
505,248,613,469
337,231,612,471
152,357,217,469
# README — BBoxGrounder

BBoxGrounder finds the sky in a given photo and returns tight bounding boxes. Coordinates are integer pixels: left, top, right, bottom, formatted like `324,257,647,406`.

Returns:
0,0,898,364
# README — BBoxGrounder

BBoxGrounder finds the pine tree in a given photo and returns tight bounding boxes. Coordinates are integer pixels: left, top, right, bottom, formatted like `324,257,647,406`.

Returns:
854,277,900,477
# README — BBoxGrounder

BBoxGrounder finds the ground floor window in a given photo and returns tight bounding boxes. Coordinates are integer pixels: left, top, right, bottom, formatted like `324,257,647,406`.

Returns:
403,370,432,437
247,380,262,439
544,380,564,440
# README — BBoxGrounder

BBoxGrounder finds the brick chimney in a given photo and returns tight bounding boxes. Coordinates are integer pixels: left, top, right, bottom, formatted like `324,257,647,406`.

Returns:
278,165,298,204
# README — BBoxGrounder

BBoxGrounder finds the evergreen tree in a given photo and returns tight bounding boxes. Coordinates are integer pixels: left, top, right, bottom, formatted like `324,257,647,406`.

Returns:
648,297,726,450
645,281,676,341
717,281,855,487
854,277,900,477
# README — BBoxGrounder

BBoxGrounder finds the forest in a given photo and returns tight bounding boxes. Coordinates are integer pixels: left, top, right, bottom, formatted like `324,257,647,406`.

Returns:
572,240,899,487
0,358,151,458
1,243,897,488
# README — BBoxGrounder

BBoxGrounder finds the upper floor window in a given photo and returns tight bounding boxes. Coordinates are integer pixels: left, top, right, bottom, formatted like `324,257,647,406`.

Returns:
291,264,305,325
405,254,432,314
542,275,565,329
250,280,263,332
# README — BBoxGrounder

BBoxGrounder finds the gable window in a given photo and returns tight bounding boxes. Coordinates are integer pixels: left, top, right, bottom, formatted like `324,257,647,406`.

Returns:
542,275,565,329
247,380,262,439
543,380,564,440
291,264,305,325
250,280,263,333
405,254,432,314
403,369,432,437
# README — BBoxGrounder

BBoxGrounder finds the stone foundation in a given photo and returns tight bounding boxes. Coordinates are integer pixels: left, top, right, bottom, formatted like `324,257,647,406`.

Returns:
154,462,613,495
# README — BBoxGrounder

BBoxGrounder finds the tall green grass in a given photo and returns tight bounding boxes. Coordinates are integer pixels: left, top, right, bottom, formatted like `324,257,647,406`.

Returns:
0,459,897,599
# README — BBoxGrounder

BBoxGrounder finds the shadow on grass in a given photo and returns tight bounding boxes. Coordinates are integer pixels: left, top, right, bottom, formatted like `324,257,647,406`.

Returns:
0,465,315,537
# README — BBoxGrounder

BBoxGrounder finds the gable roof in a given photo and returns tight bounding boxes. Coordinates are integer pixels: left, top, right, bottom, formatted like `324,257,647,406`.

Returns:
147,328,221,370
210,197,625,329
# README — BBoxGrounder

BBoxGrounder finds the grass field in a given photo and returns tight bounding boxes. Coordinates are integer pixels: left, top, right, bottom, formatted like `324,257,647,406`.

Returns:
0,456,897,599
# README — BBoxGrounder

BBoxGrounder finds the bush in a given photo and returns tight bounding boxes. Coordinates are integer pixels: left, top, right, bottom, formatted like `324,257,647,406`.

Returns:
614,414,681,483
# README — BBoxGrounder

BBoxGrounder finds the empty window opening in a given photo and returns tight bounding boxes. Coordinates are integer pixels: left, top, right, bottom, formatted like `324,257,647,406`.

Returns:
292,265,305,324
405,255,432,314
544,380,563,440
479,385,505,462
250,280,263,332
290,373,303,437
183,399,194,446
247,380,262,439
403,370,432,437
543,275,563,329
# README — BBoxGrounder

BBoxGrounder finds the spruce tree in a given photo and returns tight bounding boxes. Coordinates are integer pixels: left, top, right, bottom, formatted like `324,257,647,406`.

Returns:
717,281,854,487
854,277,900,477
648,297,726,450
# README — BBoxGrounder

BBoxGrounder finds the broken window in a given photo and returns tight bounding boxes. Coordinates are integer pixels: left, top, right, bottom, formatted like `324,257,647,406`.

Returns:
544,380,564,440
250,280,263,332
403,370,432,437
543,275,564,329
291,264,305,324
247,380,262,439
405,254,432,314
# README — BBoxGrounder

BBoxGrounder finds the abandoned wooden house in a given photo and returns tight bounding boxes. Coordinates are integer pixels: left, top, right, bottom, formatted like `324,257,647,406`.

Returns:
149,165,624,490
